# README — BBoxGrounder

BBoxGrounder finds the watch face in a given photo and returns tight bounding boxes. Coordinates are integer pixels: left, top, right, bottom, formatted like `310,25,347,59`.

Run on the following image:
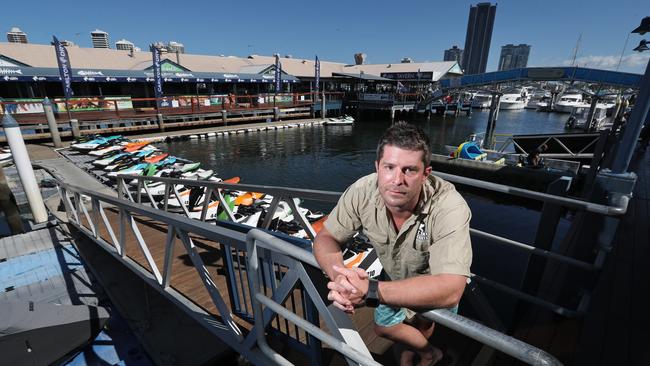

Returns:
366,296,379,308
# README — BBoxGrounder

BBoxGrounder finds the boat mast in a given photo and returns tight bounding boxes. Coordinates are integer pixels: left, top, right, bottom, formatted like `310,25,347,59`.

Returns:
570,33,582,67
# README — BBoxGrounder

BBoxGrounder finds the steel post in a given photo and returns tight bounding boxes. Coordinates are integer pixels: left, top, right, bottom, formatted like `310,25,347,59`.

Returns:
610,58,650,173
42,98,62,148
320,92,326,119
2,114,48,223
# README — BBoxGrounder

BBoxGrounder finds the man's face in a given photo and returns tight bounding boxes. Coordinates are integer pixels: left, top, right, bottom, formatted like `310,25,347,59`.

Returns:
375,145,431,212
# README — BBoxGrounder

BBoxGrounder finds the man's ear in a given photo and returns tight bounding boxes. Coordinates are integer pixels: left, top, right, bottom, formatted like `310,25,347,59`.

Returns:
375,160,379,173
424,165,432,177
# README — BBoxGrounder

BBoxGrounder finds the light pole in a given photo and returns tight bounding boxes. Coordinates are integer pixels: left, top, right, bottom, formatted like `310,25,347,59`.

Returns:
610,17,650,173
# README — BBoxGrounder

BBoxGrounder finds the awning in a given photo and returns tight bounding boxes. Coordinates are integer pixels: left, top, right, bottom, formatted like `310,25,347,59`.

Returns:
0,66,300,83
332,72,394,82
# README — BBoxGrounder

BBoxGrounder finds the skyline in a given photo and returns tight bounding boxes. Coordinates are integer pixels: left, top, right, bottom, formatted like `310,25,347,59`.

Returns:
1,0,649,74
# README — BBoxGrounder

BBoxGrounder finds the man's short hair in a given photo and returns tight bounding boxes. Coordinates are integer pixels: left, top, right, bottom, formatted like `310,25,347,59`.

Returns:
376,121,431,167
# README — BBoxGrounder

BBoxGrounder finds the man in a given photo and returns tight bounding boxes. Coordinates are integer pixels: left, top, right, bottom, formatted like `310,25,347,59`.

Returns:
313,122,472,366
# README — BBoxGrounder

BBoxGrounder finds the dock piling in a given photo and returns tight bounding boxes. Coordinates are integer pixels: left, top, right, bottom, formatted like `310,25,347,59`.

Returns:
2,113,48,224
42,98,62,148
70,119,80,139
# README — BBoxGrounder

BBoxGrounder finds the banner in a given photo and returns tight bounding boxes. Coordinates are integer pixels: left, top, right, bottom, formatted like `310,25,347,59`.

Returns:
150,44,165,107
52,36,73,100
315,55,320,93
274,55,282,92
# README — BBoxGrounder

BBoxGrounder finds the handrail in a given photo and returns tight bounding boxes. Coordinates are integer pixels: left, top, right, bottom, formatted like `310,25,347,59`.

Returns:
422,309,562,365
246,229,562,366
432,171,629,216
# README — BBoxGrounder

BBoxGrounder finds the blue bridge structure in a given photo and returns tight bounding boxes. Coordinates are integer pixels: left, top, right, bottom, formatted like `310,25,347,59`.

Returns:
439,66,643,89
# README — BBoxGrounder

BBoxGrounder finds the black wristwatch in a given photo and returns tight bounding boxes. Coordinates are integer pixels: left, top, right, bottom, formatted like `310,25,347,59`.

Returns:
365,279,380,308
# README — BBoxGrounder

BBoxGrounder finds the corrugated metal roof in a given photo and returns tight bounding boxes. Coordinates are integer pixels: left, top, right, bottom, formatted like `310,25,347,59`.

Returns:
0,42,463,81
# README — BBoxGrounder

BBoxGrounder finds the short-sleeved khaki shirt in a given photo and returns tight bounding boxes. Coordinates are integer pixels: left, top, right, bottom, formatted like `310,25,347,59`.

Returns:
324,173,472,281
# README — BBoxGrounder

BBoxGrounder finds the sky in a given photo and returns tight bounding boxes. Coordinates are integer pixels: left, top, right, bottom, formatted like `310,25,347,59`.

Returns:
2,0,649,73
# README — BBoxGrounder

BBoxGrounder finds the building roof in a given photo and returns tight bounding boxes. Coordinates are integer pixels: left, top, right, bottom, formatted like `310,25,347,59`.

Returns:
0,42,462,81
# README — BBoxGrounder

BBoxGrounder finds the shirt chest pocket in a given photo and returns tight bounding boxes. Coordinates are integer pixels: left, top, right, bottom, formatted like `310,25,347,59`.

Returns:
399,245,430,278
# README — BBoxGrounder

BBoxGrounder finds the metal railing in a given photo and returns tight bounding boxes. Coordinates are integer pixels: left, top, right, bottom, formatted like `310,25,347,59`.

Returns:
52,177,377,365
118,168,630,320
46,160,634,364
246,229,561,366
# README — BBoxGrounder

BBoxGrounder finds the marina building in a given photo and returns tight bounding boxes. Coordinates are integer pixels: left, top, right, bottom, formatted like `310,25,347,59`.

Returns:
0,42,462,99
91,29,109,49
115,39,135,52
167,41,185,54
498,44,531,71
444,45,463,63
6,27,28,44
461,2,497,75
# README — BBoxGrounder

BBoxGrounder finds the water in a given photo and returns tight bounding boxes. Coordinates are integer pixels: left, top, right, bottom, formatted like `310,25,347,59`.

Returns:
157,109,572,326
158,109,570,192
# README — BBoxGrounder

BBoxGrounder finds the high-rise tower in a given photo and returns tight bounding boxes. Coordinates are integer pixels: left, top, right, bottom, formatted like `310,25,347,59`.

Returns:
461,2,497,75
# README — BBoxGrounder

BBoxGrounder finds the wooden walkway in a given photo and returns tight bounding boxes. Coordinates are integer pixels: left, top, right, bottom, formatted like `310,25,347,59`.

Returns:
507,148,650,365
572,148,650,366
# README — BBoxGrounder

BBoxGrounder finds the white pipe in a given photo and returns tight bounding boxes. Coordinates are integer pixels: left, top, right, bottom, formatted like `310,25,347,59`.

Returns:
2,114,48,223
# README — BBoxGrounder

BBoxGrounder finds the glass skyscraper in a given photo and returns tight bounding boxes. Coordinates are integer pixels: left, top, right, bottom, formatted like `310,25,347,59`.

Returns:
461,3,497,75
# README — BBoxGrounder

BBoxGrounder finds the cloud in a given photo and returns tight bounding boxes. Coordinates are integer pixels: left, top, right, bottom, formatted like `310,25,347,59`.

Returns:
562,53,650,71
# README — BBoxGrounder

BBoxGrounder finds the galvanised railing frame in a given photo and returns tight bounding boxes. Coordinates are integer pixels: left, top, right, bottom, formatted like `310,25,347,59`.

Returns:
117,169,629,318
246,229,562,366
53,167,630,364
53,178,373,365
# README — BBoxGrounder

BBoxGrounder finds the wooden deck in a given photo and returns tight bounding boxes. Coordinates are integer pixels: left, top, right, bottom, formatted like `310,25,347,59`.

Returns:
507,148,650,365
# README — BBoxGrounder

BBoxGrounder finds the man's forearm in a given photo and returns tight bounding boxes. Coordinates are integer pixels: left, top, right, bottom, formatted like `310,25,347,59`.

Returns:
377,274,466,310
313,230,346,279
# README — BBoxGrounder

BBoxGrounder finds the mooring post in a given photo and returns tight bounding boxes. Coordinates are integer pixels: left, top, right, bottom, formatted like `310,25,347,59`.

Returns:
2,113,48,224
42,98,62,148
69,119,80,139
484,91,501,150
273,107,280,121
156,114,165,132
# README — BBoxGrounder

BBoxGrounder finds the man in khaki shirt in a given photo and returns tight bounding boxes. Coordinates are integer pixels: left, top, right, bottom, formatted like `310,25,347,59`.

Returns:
313,122,472,365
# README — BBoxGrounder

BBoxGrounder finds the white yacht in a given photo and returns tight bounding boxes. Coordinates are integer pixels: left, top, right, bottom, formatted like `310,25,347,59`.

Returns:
525,91,549,110
554,93,588,113
471,93,492,108
499,90,528,110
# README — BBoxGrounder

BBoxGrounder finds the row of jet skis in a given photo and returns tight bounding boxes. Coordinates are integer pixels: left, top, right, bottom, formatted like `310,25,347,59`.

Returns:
70,134,382,277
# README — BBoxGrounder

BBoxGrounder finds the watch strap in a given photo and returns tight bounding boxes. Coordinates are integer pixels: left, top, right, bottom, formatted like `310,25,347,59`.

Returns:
365,279,380,307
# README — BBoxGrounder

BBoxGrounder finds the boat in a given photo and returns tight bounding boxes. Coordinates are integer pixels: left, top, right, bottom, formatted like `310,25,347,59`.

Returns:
88,145,124,157
450,142,488,161
471,93,492,108
71,135,123,151
324,116,354,125
565,104,610,130
525,91,550,110
554,92,588,113
499,89,528,110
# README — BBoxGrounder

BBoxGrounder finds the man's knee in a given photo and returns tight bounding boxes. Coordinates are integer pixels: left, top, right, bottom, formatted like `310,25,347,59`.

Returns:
374,323,396,338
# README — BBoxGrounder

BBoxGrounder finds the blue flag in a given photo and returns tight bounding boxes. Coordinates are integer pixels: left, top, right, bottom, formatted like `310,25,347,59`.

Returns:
315,55,320,93
150,44,164,107
274,55,282,92
52,36,73,100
